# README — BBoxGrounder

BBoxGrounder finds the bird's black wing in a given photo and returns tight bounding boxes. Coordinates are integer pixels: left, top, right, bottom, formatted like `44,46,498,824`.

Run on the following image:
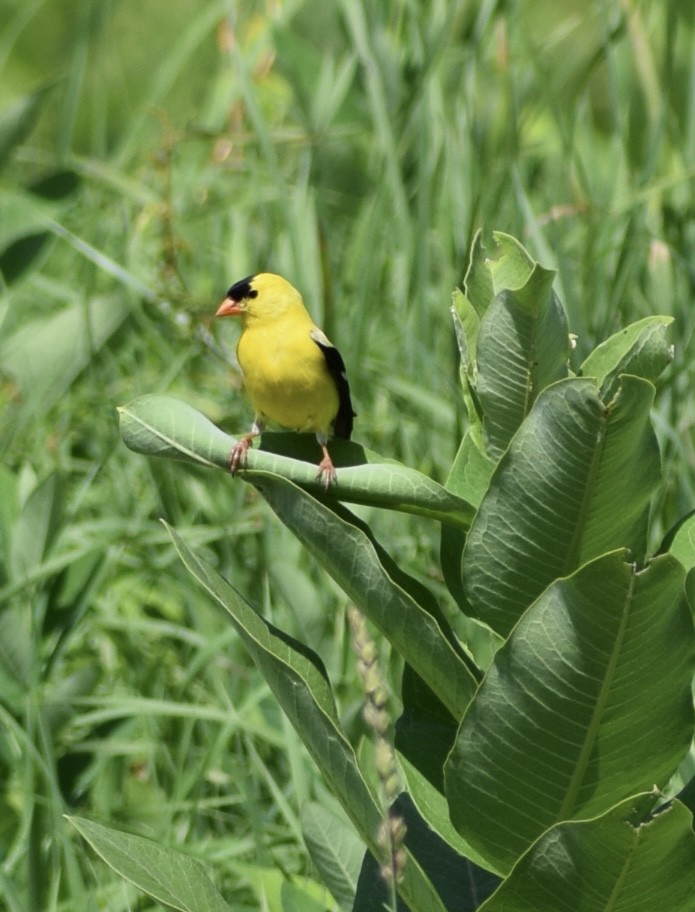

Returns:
311,331,355,440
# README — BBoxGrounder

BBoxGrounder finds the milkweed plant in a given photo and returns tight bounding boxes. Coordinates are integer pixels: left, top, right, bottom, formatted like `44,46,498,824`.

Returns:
73,231,695,912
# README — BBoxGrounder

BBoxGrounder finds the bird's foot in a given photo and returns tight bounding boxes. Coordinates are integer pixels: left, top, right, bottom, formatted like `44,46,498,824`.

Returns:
316,449,338,490
229,436,253,474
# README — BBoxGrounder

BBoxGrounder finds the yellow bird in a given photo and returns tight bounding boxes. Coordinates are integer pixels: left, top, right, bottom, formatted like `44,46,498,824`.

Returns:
216,273,355,487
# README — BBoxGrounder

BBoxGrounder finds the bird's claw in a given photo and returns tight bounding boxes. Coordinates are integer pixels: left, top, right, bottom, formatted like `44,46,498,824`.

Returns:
316,455,337,490
229,437,251,474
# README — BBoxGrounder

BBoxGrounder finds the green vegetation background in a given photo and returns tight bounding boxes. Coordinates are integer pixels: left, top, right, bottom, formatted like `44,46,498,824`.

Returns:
1,0,694,909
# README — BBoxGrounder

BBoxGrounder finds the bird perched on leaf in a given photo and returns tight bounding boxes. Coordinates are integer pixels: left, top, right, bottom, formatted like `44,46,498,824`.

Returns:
216,273,355,488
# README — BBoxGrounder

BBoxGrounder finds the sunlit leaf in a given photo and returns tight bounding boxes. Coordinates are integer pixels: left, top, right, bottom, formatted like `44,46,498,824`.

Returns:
479,798,695,912
462,375,660,636
446,552,695,872
251,475,479,719
301,802,363,911
476,262,569,458
165,523,450,912
118,395,475,527
580,315,674,397
68,816,230,912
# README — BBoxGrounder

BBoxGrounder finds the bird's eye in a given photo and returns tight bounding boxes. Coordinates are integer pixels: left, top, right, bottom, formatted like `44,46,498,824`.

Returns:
248,289,258,299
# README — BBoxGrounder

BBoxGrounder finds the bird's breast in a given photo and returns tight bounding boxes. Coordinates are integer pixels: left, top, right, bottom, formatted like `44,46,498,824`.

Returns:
236,322,339,433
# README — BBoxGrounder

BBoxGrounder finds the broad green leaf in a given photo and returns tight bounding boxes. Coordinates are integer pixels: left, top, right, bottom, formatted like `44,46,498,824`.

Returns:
479,797,695,912
454,230,569,459
445,428,493,510
665,744,695,807
665,511,695,572
476,263,570,458
165,524,449,912
580,315,674,396
485,231,536,295
461,230,494,317
451,286,483,451
440,522,468,613
451,288,482,404
301,802,363,911
67,816,230,912
166,522,378,820
454,230,543,404
118,395,474,528
451,288,480,366
399,754,492,871
252,474,478,719
439,427,495,616
663,511,695,611
165,526,340,720
462,376,660,636
118,395,233,468
439,431,493,613
446,552,695,873
462,230,535,318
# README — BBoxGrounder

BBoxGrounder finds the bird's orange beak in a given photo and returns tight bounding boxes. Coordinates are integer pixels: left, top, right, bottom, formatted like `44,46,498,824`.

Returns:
216,297,242,317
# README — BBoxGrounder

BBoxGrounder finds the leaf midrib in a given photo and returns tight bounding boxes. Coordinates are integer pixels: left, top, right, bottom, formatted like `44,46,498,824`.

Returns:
557,566,635,818
562,401,608,575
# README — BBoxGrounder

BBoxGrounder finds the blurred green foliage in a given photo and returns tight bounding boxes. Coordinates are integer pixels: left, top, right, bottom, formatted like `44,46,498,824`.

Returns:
1,0,694,909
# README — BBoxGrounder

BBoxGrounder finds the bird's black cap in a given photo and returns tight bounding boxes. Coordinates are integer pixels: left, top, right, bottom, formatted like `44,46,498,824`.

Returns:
226,275,258,301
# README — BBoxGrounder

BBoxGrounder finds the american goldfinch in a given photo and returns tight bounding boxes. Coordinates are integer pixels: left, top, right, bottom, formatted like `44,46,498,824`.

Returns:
216,273,355,487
